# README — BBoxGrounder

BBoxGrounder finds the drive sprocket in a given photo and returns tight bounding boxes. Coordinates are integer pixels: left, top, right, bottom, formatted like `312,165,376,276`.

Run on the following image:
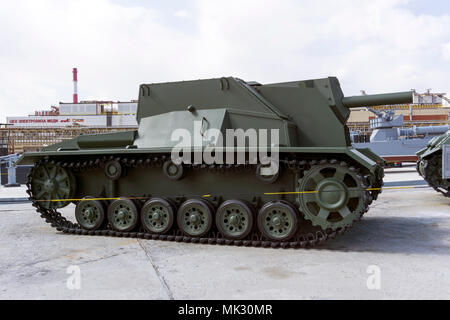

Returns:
297,160,368,230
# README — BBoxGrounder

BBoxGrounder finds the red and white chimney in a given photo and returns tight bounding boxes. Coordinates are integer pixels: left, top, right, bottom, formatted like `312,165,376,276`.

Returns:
73,68,78,103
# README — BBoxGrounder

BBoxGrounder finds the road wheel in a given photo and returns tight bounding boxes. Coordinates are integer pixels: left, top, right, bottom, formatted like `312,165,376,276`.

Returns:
108,198,139,232
257,201,298,241
177,199,213,237
141,198,175,234
216,200,254,240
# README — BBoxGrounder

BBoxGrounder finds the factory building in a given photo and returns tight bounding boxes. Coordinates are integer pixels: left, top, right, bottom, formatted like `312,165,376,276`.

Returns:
6,101,138,128
1,100,138,154
0,68,138,154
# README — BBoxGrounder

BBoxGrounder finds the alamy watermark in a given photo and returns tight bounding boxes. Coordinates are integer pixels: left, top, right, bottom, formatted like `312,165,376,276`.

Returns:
170,121,280,175
66,265,81,290
366,265,381,290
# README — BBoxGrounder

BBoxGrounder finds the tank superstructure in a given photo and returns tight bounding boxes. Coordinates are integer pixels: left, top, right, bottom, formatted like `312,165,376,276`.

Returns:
18,77,413,248
417,130,450,197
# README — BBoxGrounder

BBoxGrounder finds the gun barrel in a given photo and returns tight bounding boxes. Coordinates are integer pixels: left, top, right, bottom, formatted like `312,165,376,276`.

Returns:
342,91,413,108
400,125,450,136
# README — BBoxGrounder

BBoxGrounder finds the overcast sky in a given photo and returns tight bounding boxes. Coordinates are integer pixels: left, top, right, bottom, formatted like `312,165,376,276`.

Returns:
1,0,450,122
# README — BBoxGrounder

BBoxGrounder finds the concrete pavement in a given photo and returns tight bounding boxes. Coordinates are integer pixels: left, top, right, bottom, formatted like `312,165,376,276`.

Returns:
0,167,448,300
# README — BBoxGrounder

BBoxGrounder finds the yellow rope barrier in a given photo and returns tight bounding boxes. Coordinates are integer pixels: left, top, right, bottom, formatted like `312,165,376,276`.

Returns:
31,185,428,202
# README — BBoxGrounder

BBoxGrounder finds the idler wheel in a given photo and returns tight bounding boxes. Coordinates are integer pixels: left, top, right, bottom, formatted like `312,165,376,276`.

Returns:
75,197,105,230
177,199,214,237
141,198,175,234
108,198,139,232
104,160,122,180
163,160,185,180
257,201,298,241
216,200,254,240
31,162,76,210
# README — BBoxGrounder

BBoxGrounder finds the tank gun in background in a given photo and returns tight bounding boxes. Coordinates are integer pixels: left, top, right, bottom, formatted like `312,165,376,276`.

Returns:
351,92,450,164
366,108,395,122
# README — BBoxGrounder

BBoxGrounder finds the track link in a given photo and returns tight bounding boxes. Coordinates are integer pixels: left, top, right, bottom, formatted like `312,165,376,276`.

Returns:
419,154,450,198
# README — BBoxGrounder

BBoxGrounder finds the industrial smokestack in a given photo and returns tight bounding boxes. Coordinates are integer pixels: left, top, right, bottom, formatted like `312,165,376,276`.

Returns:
73,68,78,103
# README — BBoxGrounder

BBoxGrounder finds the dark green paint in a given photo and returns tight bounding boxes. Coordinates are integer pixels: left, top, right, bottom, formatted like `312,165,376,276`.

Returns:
416,130,450,194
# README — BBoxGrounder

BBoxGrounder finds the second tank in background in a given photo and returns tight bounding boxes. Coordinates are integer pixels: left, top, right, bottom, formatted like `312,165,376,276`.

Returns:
352,108,450,164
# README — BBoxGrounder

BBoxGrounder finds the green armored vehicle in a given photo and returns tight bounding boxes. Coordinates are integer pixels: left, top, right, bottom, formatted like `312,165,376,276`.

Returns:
18,77,413,248
417,130,450,197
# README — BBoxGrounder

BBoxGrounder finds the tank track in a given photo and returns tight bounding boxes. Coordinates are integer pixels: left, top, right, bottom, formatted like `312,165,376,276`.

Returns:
419,153,450,198
26,156,380,249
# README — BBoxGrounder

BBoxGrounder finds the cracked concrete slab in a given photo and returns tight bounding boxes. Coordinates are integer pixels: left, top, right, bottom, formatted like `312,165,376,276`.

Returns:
0,166,449,299
0,203,169,299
